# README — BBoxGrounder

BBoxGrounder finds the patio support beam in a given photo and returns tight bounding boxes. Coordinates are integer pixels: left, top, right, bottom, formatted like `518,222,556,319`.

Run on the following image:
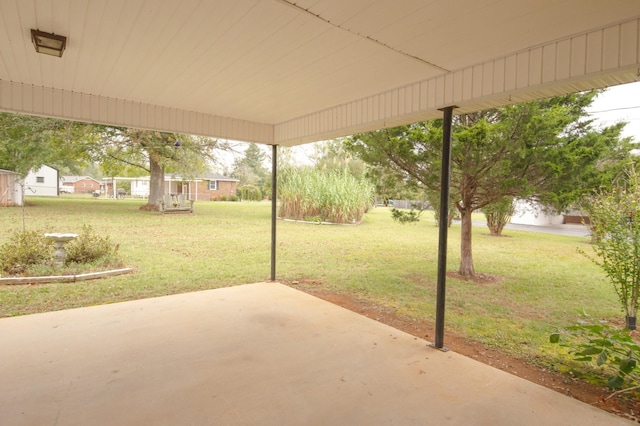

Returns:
434,105,455,350
270,144,278,281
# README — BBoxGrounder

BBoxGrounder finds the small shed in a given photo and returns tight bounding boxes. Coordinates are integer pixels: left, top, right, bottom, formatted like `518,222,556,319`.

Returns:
0,169,23,206
24,165,59,197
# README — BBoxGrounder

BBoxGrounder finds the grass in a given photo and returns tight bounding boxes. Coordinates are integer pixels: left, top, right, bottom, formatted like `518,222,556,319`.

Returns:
0,196,623,374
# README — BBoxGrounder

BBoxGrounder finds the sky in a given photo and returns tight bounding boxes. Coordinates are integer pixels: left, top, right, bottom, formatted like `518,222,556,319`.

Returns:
587,80,640,142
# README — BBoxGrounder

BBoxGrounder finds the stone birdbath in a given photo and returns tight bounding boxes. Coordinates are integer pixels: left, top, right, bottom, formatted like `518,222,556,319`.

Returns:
44,233,78,266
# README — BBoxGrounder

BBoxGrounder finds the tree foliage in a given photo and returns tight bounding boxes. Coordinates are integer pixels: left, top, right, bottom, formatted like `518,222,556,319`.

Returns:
232,143,269,193
0,113,226,210
94,128,221,208
0,113,95,176
347,92,631,277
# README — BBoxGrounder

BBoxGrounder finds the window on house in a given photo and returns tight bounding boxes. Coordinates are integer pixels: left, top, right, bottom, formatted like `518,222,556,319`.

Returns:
81,183,86,187
89,183,94,188
36,176,44,183
208,180,218,190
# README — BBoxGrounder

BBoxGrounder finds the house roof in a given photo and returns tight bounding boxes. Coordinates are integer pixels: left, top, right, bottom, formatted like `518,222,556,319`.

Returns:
107,174,238,182
0,169,20,176
61,176,101,184
204,173,239,182
0,1,638,146
30,164,58,172
164,175,202,183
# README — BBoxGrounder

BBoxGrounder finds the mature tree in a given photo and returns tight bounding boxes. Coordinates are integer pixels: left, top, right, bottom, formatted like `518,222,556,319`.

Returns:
311,140,366,177
347,92,631,278
232,143,269,193
234,143,268,184
0,113,94,176
94,128,221,208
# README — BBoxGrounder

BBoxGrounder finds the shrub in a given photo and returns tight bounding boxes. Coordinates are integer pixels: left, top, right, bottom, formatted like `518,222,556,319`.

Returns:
483,197,515,236
0,230,54,275
391,207,423,224
580,168,640,329
550,312,640,395
220,195,227,201
229,195,239,202
240,185,262,201
65,225,118,265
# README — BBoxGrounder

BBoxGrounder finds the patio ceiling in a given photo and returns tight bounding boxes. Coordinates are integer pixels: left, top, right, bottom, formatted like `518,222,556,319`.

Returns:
0,0,639,146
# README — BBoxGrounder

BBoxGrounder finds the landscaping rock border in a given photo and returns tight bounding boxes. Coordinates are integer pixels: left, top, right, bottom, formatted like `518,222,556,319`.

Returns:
0,268,134,285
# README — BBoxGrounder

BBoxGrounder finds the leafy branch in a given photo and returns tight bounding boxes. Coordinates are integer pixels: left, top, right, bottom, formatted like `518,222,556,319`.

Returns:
550,312,640,393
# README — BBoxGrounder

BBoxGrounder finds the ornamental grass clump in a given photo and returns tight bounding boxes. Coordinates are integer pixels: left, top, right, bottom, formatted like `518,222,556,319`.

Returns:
278,167,374,224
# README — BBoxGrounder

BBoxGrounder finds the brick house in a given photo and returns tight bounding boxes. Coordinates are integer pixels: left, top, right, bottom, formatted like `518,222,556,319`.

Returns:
60,176,101,194
122,173,238,201
192,173,239,201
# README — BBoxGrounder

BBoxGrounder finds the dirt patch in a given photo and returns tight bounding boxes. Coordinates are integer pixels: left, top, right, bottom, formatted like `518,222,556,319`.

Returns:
284,279,639,422
139,204,157,211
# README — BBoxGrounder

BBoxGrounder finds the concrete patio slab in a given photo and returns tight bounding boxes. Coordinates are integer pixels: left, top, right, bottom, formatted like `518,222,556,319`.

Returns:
0,282,632,425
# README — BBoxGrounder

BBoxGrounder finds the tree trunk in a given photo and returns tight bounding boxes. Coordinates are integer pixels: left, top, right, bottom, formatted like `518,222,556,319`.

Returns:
459,208,476,277
486,212,508,236
147,157,165,209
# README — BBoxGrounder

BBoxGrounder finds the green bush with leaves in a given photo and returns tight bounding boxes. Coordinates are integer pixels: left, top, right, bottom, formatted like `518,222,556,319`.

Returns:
580,169,640,329
0,230,54,275
483,196,515,236
550,313,640,396
240,185,262,201
65,224,118,265
391,203,426,224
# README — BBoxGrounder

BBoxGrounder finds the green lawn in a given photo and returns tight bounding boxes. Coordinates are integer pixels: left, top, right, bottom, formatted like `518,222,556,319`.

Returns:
0,197,620,371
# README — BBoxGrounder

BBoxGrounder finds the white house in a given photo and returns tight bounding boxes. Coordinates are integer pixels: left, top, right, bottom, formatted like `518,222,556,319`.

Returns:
24,165,59,197
130,177,150,198
510,199,564,226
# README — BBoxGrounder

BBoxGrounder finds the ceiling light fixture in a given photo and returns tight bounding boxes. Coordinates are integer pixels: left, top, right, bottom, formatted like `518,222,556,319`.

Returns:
30,29,67,57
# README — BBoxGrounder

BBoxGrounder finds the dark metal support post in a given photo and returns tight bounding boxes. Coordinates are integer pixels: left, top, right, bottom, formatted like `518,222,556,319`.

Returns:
434,106,454,350
270,144,278,281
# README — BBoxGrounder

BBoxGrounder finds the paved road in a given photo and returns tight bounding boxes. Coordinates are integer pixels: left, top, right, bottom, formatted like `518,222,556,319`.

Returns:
470,221,591,237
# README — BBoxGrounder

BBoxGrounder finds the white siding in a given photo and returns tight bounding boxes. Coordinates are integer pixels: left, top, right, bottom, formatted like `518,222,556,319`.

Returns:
275,17,640,146
24,165,58,197
131,180,150,198
511,200,564,226
0,81,274,145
